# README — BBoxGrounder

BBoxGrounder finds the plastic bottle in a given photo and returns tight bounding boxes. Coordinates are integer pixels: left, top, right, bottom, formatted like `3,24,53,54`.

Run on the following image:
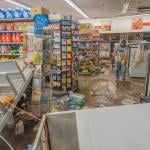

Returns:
23,9,31,18
2,33,6,42
6,8,15,19
6,33,12,42
14,7,23,18
0,9,6,19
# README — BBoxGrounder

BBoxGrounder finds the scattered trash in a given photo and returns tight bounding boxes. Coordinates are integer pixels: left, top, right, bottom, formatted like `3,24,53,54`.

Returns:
121,99,136,105
15,120,24,135
27,144,33,150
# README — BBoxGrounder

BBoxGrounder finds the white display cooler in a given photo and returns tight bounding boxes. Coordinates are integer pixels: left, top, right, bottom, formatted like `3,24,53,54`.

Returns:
33,103,150,150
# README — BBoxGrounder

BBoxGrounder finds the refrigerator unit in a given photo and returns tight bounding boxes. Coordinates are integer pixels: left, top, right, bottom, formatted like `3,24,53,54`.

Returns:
129,42,150,78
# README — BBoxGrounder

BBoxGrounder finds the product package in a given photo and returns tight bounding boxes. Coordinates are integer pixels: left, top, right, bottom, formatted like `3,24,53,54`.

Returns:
31,91,42,105
32,78,42,91
42,64,51,76
0,9,6,19
34,65,42,77
33,51,43,64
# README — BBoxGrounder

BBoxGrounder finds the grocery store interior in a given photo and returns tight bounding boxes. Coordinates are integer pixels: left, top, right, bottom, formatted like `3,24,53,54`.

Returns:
0,0,150,150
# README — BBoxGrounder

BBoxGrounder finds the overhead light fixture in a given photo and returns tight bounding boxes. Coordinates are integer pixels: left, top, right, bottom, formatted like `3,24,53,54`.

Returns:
5,0,31,10
64,0,89,19
121,0,131,14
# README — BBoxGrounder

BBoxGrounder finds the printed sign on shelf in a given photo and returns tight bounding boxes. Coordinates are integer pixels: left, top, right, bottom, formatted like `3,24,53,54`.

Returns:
34,14,49,26
101,20,112,31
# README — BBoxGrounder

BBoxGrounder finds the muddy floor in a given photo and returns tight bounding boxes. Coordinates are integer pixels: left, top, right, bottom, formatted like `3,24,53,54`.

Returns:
79,67,145,108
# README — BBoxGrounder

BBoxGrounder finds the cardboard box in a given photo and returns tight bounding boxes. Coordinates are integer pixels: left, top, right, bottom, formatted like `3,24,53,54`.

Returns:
31,7,49,16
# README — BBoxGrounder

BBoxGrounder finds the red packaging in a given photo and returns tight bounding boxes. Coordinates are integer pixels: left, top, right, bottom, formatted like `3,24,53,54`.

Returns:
0,34,2,42
20,34,23,42
16,33,22,42
12,33,16,42
6,33,12,42
2,34,6,42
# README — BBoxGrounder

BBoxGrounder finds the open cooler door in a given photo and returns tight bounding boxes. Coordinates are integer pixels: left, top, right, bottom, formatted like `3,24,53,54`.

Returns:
141,53,150,103
129,42,150,78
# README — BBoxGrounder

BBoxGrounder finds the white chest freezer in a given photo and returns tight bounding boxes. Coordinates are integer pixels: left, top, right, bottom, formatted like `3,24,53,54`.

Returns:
33,103,150,150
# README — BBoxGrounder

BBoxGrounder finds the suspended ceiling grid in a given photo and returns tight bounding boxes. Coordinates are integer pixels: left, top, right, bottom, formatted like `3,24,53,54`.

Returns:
0,0,150,19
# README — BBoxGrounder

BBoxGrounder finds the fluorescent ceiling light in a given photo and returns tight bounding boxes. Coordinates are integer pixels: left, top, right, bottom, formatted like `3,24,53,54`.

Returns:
5,0,31,10
121,0,131,14
64,0,89,19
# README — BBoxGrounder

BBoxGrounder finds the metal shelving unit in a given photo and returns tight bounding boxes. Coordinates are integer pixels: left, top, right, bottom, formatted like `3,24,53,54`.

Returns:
0,59,33,132
0,18,33,22
0,31,25,33
0,42,23,45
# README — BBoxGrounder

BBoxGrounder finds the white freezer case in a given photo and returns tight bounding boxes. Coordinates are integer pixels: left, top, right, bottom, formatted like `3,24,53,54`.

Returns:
129,43,150,78
33,103,150,150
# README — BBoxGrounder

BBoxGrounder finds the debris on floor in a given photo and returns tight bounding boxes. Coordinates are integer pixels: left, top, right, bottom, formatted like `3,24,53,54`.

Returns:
78,68,144,107
121,99,137,105
51,93,86,112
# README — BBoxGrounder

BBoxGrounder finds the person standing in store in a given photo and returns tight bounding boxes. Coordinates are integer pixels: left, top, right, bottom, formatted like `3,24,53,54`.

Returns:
114,39,129,80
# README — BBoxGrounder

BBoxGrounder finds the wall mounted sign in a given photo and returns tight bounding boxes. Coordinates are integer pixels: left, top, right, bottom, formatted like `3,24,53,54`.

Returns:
79,23,93,33
132,16,143,30
79,14,150,33
34,14,49,26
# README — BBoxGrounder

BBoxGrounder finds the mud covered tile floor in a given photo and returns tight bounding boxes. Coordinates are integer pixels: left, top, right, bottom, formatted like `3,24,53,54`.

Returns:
78,68,144,108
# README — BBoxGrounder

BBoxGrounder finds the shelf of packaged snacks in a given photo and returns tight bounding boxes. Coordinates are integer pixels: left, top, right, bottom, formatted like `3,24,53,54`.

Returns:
74,40,100,42
79,32,92,35
0,31,25,33
0,18,33,22
0,59,33,132
0,42,23,45
0,54,26,56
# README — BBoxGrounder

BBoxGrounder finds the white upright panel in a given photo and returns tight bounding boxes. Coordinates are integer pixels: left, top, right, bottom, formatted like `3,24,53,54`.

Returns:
129,44,150,78
76,104,150,150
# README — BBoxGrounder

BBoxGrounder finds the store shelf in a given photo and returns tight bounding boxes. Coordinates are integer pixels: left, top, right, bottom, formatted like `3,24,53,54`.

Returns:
79,32,92,35
0,60,33,132
0,54,25,56
74,40,100,42
0,31,25,33
0,42,23,45
0,69,33,132
0,18,33,22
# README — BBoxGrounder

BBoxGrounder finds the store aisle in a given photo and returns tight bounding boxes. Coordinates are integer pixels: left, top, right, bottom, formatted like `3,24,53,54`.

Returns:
78,67,144,108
